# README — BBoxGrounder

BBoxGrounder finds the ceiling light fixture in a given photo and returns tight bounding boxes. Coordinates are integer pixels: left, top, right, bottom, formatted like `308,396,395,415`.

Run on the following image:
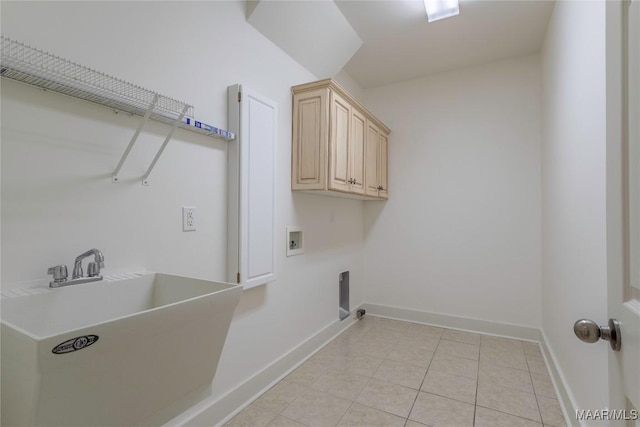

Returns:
424,0,460,22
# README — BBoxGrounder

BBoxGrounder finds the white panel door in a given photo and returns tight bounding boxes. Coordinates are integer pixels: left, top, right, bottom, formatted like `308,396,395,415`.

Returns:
228,85,277,289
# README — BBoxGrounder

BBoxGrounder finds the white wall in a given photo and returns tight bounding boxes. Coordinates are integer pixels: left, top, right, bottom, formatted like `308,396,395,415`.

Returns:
333,69,365,101
0,0,364,421
361,55,542,329
541,0,609,415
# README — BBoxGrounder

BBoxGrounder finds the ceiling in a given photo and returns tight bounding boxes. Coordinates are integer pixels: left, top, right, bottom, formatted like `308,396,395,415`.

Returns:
335,0,555,89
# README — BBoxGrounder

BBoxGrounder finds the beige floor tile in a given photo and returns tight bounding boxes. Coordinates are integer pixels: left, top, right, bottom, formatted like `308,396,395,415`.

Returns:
317,352,384,377
481,336,524,354
397,334,441,352
421,370,477,404
480,346,528,371
373,359,428,390
324,336,354,351
477,382,541,423
537,396,567,427
253,381,309,413
332,331,361,346
232,322,565,427
266,415,307,427
531,371,557,399
362,326,403,344
336,402,405,427
341,321,375,340
347,336,396,359
354,378,418,418
522,341,544,358
225,404,278,427
441,329,481,345
474,407,543,427
311,370,370,400
282,389,351,427
344,354,385,377
436,340,480,361
478,362,534,393
386,342,435,368
405,323,445,338
374,317,411,333
286,360,330,386
311,347,348,366
429,353,479,379
341,328,372,342
313,342,349,361
526,355,549,375
409,392,474,427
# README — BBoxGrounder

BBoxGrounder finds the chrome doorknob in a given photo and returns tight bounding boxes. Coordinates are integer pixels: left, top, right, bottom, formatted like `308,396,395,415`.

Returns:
573,318,621,351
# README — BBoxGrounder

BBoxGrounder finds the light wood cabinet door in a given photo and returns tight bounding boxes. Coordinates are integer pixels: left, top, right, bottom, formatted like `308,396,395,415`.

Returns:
365,121,380,197
292,88,327,190
329,91,351,192
365,122,389,198
350,108,366,195
378,132,389,199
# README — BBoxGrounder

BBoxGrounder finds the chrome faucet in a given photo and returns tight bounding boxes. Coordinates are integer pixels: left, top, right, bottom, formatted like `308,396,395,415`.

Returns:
72,248,105,279
48,248,105,288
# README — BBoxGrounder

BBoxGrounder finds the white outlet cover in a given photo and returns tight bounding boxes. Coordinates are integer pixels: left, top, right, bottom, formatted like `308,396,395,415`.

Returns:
183,207,196,232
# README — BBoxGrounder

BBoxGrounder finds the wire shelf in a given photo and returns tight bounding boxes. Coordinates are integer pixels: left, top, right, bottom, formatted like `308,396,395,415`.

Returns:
1,35,234,184
0,36,194,120
0,36,234,140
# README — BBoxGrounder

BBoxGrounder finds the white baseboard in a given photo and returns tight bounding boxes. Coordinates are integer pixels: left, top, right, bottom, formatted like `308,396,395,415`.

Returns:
169,308,361,427
540,329,580,427
363,303,541,341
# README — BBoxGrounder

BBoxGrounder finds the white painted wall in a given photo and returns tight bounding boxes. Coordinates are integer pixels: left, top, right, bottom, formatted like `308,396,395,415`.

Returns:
361,55,542,329
0,0,364,421
247,0,362,79
333,69,365,101
541,0,609,415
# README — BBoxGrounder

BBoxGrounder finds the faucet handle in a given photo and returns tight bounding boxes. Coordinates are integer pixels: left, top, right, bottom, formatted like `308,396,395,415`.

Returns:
47,265,68,282
87,262,102,277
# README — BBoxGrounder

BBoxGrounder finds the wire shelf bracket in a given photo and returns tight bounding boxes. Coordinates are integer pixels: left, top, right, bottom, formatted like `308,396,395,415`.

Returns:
142,104,189,186
0,35,235,186
112,94,159,183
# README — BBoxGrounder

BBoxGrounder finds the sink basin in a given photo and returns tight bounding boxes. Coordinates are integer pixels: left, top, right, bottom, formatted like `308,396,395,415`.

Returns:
1,272,242,426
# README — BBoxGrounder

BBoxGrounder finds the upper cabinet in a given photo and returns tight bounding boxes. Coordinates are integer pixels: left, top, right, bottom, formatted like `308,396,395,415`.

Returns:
291,79,390,200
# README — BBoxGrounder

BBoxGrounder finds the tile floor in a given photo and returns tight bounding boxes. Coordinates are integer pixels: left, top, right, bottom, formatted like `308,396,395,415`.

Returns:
225,316,567,427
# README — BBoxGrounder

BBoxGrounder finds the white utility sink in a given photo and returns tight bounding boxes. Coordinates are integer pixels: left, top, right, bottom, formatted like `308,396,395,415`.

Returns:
1,272,242,427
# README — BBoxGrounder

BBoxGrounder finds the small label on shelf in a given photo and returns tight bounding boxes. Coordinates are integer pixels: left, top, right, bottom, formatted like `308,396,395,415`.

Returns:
182,117,234,139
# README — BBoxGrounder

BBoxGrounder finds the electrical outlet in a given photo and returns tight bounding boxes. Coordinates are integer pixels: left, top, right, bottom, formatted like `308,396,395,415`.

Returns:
182,207,196,231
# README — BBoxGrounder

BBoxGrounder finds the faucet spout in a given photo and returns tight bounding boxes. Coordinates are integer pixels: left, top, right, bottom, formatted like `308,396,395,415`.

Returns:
72,248,105,279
